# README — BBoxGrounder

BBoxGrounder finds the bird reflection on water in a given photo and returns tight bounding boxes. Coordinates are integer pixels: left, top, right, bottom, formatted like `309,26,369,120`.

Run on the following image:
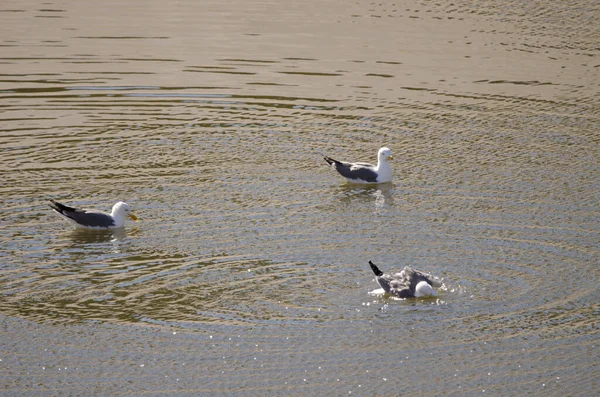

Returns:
337,183,394,210
59,227,139,256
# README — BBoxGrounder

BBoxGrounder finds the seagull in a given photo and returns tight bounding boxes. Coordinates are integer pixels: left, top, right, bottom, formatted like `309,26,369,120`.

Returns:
368,260,440,298
324,147,393,184
49,199,138,229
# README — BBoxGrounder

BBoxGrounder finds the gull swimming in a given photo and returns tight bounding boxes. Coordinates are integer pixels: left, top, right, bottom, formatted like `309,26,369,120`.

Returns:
49,199,138,229
369,260,440,298
324,147,393,184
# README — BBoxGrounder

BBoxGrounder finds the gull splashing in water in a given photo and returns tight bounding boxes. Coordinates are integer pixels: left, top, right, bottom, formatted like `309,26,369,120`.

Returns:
368,260,441,298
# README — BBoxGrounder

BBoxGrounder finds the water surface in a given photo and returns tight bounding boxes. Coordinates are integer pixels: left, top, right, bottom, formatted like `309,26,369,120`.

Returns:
1,0,599,395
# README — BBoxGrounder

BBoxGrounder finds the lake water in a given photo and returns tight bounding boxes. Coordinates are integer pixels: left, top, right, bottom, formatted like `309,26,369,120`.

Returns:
1,0,599,395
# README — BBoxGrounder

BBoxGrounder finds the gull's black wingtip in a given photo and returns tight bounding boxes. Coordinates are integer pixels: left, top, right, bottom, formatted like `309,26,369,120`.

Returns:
48,199,60,212
369,260,384,276
48,199,75,213
324,156,335,166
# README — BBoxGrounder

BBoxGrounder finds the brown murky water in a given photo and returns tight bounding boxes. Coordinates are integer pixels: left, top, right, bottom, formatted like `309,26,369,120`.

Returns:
1,0,599,395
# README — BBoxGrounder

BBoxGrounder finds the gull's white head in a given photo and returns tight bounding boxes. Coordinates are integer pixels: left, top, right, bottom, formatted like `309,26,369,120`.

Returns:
378,147,393,162
414,281,437,298
112,201,139,221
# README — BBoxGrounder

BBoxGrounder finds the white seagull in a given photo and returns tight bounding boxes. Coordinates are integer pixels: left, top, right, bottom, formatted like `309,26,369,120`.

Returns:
49,199,138,229
369,260,440,298
324,147,393,184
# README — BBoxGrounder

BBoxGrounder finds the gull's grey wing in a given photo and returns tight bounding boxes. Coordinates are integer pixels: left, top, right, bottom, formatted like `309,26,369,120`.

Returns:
387,271,413,298
49,200,115,228
324,157,378,182
405,267,441,288
388,267,434,298
68,211,116,227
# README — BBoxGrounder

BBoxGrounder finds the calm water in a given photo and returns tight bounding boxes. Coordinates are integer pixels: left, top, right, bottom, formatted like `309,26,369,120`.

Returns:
1,0,599,395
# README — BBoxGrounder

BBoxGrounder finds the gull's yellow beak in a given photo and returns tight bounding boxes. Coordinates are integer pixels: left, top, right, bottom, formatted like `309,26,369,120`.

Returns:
128,213,139,222
388,155,394,160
